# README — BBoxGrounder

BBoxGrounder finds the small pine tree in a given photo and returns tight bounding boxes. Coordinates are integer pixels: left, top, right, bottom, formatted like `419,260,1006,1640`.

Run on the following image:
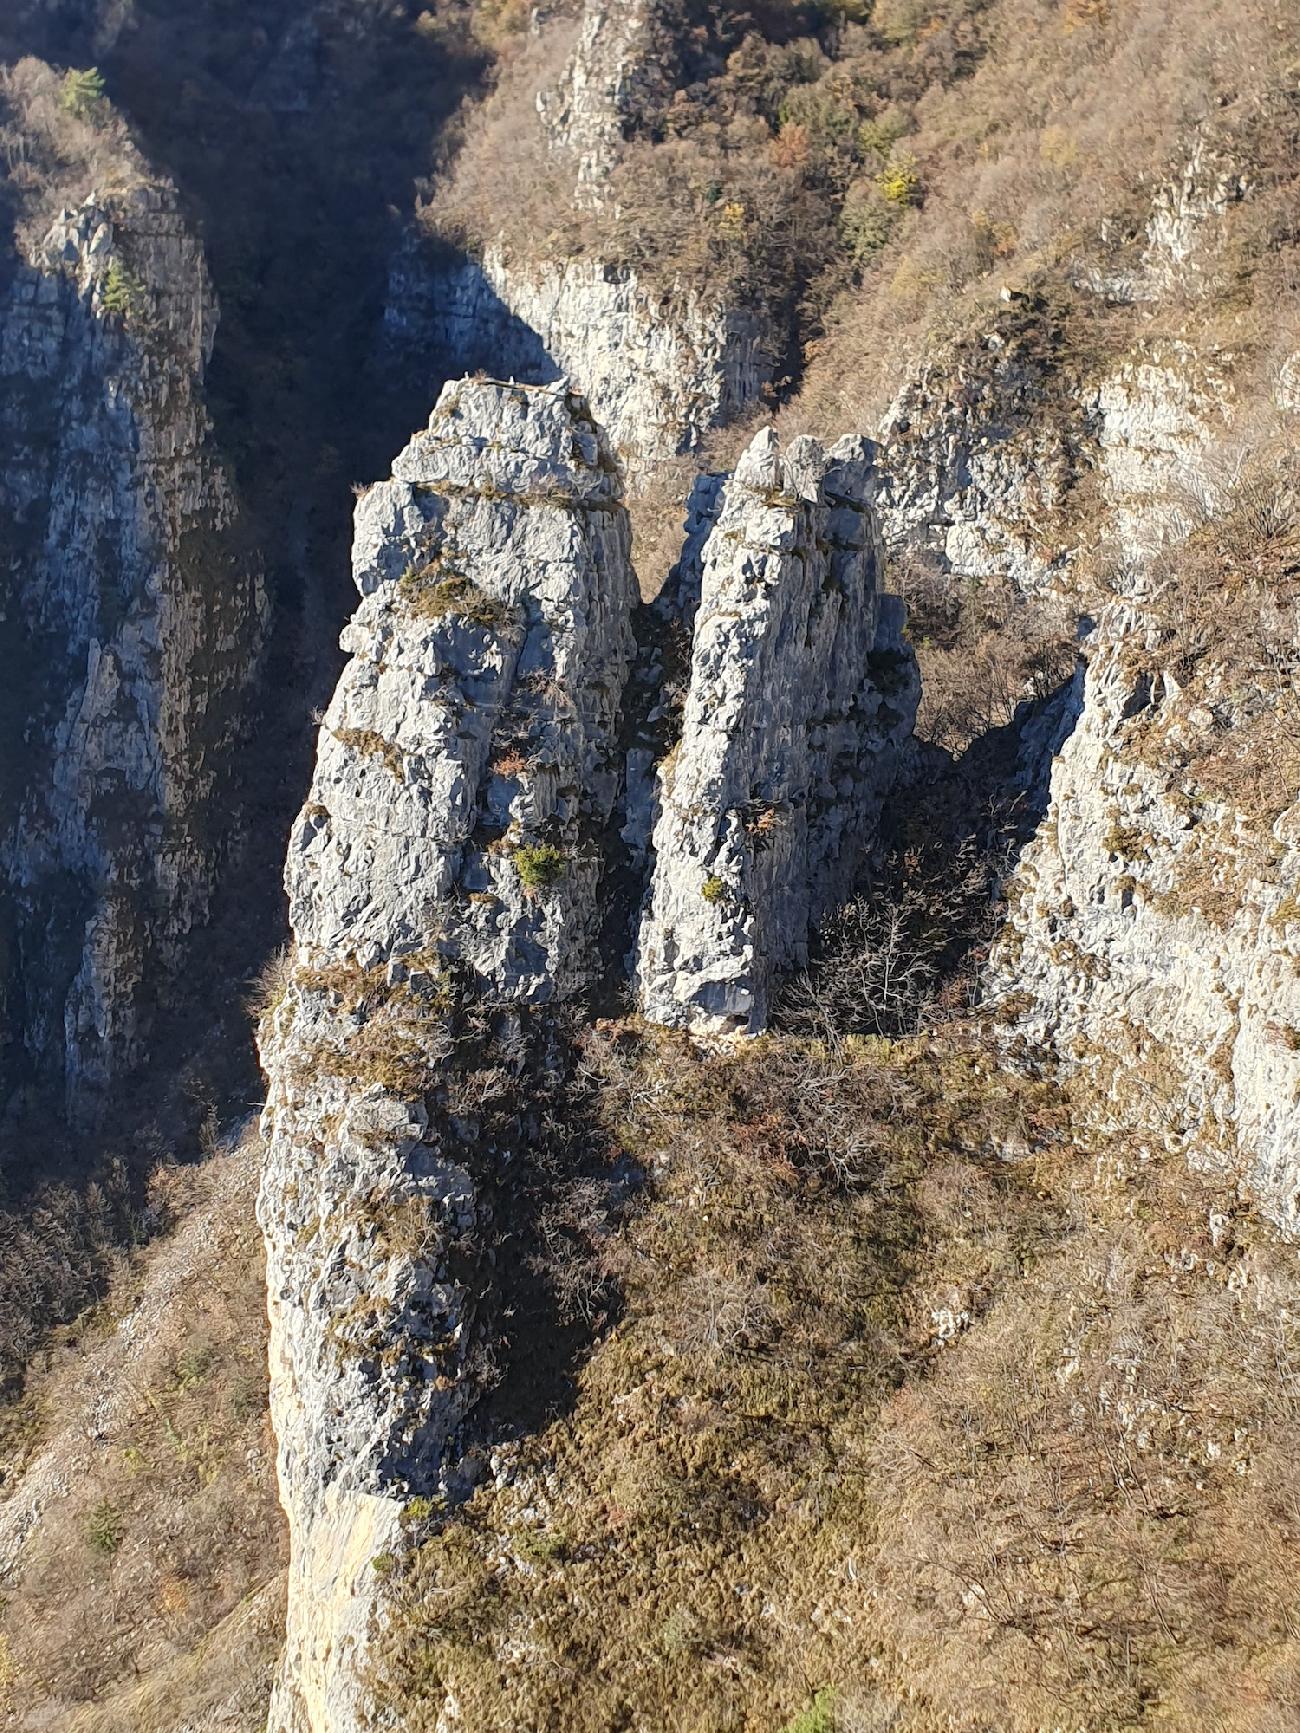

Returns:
100,258,144,322
60,66,108,126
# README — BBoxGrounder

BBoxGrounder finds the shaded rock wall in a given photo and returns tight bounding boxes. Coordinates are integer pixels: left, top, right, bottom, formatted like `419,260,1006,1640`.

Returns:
0,185,266,1126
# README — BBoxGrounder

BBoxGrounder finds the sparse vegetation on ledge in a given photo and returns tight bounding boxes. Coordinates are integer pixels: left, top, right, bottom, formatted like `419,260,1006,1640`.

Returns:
398,561,514,631
512,840,567,893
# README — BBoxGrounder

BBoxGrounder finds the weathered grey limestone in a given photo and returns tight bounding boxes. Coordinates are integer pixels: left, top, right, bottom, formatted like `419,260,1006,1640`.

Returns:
986,336,1300,1233
258,378,639,1733
387,241,773,471
0,185,266,1124
633,427,920,1033
989,606,1300,1233
874,307,1094,597
1092,341,1232,562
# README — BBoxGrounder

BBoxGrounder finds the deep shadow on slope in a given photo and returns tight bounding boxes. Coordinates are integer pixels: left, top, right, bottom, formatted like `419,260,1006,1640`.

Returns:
773,670,1086,1042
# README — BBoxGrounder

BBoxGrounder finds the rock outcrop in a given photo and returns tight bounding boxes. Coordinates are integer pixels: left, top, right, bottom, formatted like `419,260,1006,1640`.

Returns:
1092,340,1232,562
633,428,920,1033
538,0,682,199
387,241,773,472
0,185,265,1125
876,305,1093,596
990,604,1300,1232
257,378,638,1732
987,332,1300,1233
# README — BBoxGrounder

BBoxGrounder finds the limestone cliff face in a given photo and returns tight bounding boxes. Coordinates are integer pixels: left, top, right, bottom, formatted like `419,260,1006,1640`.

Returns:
258,395,928,1722
990,605,1300,1232
987,338,1300,1230
0,184,265,1125
1092,340,1233,562
634,428,920,1033
257,378,638,1733
387,241,773,472
385,0,772,476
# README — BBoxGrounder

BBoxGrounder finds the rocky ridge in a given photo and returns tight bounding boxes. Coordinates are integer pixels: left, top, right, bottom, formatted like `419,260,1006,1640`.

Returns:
258,385,918,1729
634,426,920,1032
537,0,681,199
991,585,1300,1233
0,183,265,1126
876,307,1090,597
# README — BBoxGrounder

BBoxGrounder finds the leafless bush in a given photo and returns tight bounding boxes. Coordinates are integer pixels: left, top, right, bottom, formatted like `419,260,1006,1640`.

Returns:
0,1165,134,1392
896,557,1077,752
777,836,1004,1042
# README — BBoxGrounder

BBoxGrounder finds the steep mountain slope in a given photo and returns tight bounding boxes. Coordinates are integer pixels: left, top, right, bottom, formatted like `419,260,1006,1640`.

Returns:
2,1,1300,1730
0,68,266,1129
0,1134,285,1733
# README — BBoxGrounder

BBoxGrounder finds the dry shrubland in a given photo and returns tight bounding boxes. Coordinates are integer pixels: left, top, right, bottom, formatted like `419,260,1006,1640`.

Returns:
0,57,146,248
370,1010,1300,1732
1113,443,1300,825
434,0,1300,410
0,1135,285,1733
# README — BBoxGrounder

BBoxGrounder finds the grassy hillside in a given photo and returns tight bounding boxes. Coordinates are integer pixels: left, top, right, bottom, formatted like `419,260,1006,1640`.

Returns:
370,1020,1300,1731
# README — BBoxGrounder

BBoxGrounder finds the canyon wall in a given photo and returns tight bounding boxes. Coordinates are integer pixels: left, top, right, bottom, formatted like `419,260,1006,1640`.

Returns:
387,241,774,472
0,183,265,1126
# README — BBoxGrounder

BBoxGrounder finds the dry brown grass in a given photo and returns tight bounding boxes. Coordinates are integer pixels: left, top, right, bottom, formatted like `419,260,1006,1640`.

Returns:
0,1134,285,1733
367,1021,1300,1732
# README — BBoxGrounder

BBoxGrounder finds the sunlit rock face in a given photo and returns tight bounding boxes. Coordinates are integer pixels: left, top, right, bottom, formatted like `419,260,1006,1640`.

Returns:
258,377,639,1733
634,427,919,1035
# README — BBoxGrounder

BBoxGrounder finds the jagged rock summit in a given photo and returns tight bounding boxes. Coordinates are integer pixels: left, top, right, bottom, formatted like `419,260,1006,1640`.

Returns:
634,426,920,1033
259,377,639,1733
294,375,639,999
257,393,921,1731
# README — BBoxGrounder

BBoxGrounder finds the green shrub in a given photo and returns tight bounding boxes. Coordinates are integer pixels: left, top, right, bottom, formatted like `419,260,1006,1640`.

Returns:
100,258,144,321
60,66,108,125
513,843,566,893
701,874,726,904
86,1499,124,1556
401,1495,445,1529
840,182,900,263
782,1688,838,1733
857,108,911,163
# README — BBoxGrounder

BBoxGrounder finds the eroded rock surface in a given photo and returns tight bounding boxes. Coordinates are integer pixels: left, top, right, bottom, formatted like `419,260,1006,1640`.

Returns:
0,185,266,1124
538,0,681,198
633,427,920,1033
388,242,772,471
990,606,1300,1231
258,378,638,1733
